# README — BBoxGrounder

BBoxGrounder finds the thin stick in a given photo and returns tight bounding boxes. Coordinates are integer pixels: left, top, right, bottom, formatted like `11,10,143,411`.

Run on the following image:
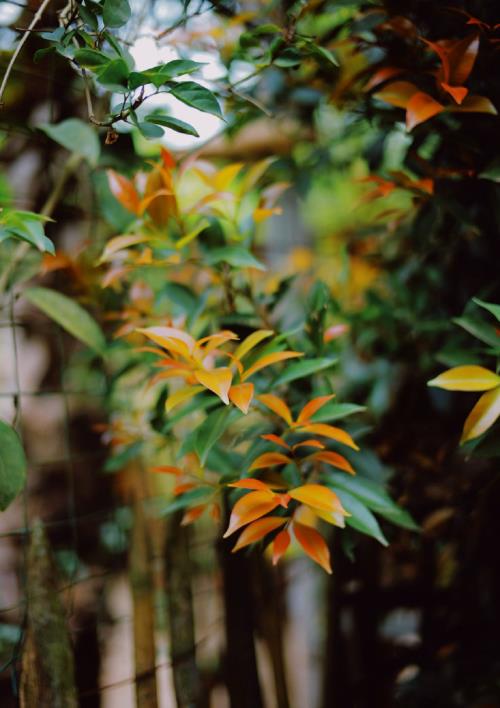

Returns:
0,0,52,106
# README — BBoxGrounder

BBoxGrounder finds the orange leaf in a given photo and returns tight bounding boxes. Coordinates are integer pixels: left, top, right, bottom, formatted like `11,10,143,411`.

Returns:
292,440,325,451
293,521,332,574
228,383,254,414
137,326,196,356
144,165,178,226
364,66,403,92
296,395,336,425
440,82,468,104
181,505,206,526
249,452,292,471
161,146,176,169
257,393,293,425
260,433,291,450
174,482,196,496
227,478,276,492
151,465,182,475
308,450,355,475
406,91,445,130
232,516,287,552
223,491,281,537
242,351,303,381
289,484,347,516
298,423,360,450
373,80,419,108
194,367,233,404
461,386,500,444
210,503,221,522
107,170,141,214
272,528,291,565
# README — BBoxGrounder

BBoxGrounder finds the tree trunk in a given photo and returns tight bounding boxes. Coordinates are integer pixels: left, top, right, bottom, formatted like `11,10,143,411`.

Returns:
20,520,77,708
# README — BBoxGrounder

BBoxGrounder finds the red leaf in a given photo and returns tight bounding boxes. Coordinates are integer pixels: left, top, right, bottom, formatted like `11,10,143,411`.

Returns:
272,529,291,565
293,521,332,574
406,92,445,130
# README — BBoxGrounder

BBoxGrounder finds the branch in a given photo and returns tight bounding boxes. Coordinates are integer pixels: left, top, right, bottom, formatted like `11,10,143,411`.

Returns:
0,0,52,106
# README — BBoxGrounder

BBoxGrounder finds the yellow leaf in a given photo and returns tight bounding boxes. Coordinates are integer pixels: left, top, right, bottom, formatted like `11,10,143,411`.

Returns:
232,517,286,552
253,207,282,223
249,452,292,470
175,219,209,250
234,330,274,361
223,491,280,537
257,393,293,425
98,234,150,263
165,385,204,413
289,484,347,516
137,326,196,357
228,383,254,414
296,395,336,425
272,528,291,565
428,365,500,392
461,386,500,443
298,423,360,450
213,162,244,191
308,450,355,475
293,521,332,574
242,351,304,381
194,367,233,404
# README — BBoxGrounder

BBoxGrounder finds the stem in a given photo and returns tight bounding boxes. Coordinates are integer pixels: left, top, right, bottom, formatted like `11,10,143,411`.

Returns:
0,0,52,105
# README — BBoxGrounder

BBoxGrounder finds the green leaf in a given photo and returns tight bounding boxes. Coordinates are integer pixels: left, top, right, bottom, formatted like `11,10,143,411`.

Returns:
161,486,214,515
169,81,223,118
272,357,337,386
97,58,129,89
145,114,199,137
39,119,100,166
74,48,110,69
206,246,266,271
137,122,164,139
311,402,366,423
308,44,339,67
472,298,500,323
195,407,235,465
104,441,142,472
128,60,203,89
103,0,131,27
0,210,54,254
328,472,419,531
453,316,500,349
0,420,27,511
24,287,106,355
335,489,388,546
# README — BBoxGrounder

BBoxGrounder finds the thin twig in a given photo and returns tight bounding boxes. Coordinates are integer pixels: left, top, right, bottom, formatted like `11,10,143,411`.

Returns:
0,0,52,106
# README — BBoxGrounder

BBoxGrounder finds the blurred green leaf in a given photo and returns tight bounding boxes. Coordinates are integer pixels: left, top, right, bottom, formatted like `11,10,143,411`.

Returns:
0,420,27,511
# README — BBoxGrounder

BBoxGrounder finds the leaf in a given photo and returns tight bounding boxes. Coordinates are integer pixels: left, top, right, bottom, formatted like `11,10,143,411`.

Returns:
39,119,100,166
0,211,55,254
453,316,500,349
151,465,182,475
128,60,203,89
296,395,336,425
145,114,199,137
272,528,291,565
181,505,206,526
327,472,419,531
232,517,286,552
223,490,280,537
406,92,445,130
194,368,232,404
293,521,332,574
24,287,106,355
98,234,149,262
242,351,303,381
213,163,245,191
297,423,360,450
137,326,195,356
74,48,111,69
207,246,266,271
0,420,27,510
194,407,234,465
272,358,337,387
228,383,254,414
310,402,366,423
169,81,223,118
428,365,500,392
162,486,214,515
289,484,347,517
450,94,497,115
249,452,292,470
257,393,293,425
336,490,388,546
166,385,204,413
461,386,500,443
261,433,290,450
234,330,274,361
228,479,276,492
374,81,419,108
472,298,500,322
106,170,141,214
103,0,131,27
308,450,355,475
